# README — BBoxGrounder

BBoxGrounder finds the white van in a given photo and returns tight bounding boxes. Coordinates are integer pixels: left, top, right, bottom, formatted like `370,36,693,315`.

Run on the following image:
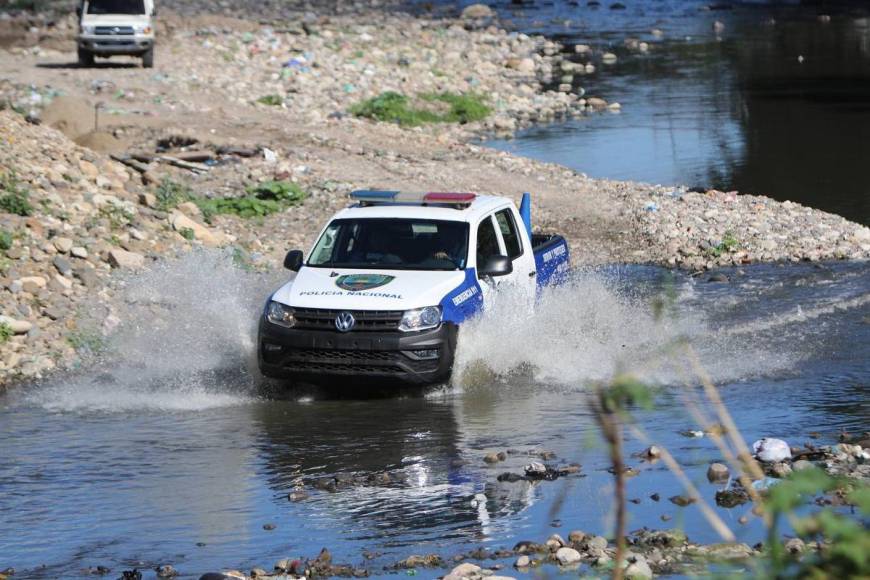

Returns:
76,0,156,68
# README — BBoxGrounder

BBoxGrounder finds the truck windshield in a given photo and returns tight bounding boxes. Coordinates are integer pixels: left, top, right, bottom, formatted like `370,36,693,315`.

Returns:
308,218,469,271
86,0,145,14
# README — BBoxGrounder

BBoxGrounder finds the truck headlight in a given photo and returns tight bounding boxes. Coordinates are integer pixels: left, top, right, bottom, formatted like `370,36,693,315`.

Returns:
134,24,153,34
399,306,442,332
266,301,295,328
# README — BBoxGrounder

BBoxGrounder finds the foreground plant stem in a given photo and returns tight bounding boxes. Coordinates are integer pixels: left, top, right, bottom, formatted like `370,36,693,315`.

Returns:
593,389,627,580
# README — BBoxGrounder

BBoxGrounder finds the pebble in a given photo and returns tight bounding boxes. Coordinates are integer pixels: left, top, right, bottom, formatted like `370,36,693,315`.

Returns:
108,249,146,269
706,462,730,482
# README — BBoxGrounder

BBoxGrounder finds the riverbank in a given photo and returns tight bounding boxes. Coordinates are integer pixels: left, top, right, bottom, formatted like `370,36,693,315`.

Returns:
1,4,869,386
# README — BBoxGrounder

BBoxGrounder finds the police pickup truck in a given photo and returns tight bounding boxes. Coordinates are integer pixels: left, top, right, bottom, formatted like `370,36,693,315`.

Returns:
258,190,569,385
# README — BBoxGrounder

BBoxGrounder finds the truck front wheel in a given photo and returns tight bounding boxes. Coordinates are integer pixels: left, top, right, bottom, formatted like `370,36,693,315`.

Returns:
77,48,94,67
142,47,154,68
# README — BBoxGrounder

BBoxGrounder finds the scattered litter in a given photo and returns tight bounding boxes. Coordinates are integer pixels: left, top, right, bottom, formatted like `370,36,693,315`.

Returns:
644,201,659,212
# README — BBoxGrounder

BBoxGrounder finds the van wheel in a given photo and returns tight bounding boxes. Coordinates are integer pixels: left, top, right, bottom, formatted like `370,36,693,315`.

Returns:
77,48,94,67
142,47,154,68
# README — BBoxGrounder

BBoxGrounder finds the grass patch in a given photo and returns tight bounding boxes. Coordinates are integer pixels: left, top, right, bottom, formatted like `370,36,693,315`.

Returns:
257,94,284,107
0,322,12,344
67,329,106,355
155,178,195,212
350,91,491,127
705,231,739,258
152,178,305,223
0,229,12,251
197,180,305,220
0,173,35,217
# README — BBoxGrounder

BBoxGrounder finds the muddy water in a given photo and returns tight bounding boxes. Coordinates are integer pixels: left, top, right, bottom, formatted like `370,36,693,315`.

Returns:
464,0,870,224
1,253,868,578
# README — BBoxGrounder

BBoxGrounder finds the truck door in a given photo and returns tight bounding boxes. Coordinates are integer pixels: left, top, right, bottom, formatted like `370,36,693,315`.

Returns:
493,207,536,298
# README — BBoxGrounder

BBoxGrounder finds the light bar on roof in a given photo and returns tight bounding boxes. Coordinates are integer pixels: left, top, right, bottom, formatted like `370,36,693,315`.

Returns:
349,190,477,207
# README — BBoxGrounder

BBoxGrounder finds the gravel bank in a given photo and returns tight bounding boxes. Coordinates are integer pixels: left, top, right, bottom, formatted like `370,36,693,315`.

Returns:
0,5,869,387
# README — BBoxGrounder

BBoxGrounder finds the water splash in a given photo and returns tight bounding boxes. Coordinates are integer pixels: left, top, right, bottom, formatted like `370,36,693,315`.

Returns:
21,250,284,413
452,267,821,388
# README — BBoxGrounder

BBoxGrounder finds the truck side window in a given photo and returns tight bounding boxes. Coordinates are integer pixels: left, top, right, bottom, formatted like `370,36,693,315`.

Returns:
476,216,501,268
495,209,523,259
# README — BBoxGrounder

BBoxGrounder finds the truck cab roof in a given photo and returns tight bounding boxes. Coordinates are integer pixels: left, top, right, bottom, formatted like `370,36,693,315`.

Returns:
336,191,512,223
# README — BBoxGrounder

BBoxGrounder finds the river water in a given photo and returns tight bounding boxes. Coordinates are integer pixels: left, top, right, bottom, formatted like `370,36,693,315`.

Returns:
1,252,868,578
454,0,870,225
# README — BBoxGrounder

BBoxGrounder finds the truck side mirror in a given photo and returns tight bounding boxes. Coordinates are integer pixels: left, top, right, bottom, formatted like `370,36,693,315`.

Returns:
479,255,512,277
152,6,157,15
283,250,304,271
76,5,82,17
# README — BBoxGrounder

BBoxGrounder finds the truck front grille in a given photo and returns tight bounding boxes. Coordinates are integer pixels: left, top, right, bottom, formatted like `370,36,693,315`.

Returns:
265,346,441,375
95,26,135,35
293,308,403,332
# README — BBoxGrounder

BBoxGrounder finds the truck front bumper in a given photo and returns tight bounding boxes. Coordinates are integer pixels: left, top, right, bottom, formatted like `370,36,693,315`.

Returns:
257,319,458,386
78,35,153,55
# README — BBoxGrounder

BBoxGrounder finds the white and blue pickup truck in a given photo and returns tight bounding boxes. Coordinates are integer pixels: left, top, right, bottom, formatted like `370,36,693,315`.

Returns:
258,190,570,385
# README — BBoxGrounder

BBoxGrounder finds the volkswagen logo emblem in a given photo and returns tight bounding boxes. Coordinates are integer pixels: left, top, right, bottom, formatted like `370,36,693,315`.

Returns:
335,311,355,332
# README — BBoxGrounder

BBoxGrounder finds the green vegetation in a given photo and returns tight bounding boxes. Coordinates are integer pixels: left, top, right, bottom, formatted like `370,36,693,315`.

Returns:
197,180,306,222
0,322,12,344
257,94,284,107
0,229,12,251
99,204,135,229
179,227,195,241
152,178,305,224
66,329,106,355
0,173,35,217
706,231,740,257
350,91,491,126
154,177,195,212
762,468,870,578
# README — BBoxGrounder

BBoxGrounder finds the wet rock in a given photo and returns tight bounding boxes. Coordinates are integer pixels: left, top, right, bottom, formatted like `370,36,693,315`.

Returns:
585,535,608,551
555,546,582,565
753,438,792,462
557,463,582,475
633,529,688,548
288,490,309,501
461,4,494,19
650,493,661,501
497,472,526,482
546,533,566,549
785,538,805,554
514,555,530,568
444,562,481,580
262,523,276,531
567,530,586,544
484,452,503,464
120,571,142,580
706,462,730,482
155,565,178,578
770,462,793,478
669,495,696,506
624,557,653,580
715,487,750,508
642,445,662,459
708,272,729,282
689,542,753,560
513,540,547,554
524,461,546,476
792,459,814,471
250,568,268,578
396,554,443,569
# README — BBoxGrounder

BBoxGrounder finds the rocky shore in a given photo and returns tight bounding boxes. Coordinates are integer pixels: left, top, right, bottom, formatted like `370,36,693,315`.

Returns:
0,2,869,388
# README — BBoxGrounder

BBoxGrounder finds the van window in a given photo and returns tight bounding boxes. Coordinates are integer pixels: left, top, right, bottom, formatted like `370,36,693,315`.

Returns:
495,209,523,259
476,216,501,268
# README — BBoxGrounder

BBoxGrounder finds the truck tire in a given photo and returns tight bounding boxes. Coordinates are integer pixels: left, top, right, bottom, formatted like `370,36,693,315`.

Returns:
141,47,154,68
77,48,94,67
